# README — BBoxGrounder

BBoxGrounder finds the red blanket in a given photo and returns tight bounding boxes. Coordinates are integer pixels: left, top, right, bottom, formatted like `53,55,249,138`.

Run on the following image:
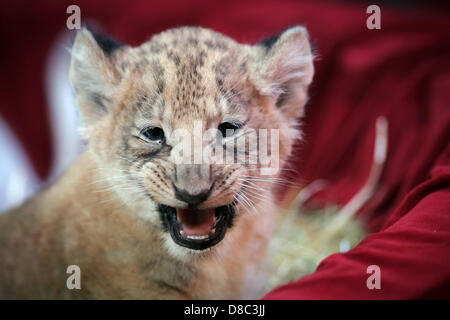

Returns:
0,0,449,299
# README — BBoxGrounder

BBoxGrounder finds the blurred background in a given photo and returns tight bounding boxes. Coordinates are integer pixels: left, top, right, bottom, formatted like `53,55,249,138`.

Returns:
0,0,449,230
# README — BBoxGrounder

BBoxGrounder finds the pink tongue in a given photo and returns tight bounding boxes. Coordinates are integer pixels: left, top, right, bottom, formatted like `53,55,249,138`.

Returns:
177,208,216,236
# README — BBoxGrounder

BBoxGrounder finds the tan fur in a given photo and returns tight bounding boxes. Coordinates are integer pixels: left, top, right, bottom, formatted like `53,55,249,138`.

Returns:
0,26,313,299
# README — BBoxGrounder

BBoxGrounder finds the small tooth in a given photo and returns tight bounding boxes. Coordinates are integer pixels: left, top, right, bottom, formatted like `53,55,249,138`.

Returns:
186,235,209,240
180,230,185,235
211,228,216,234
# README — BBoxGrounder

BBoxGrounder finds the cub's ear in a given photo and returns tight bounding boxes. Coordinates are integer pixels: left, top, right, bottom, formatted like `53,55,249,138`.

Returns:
69,28,124,124
252,26,314,119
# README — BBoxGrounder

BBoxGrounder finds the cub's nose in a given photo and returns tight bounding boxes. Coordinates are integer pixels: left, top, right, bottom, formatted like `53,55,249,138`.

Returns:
173,184,213,208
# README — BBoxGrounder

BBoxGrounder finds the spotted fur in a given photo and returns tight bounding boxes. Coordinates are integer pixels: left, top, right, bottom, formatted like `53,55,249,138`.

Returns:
0,26,314,299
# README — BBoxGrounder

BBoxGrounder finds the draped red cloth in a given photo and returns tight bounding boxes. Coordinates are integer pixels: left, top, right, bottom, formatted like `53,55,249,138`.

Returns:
0,0,449,299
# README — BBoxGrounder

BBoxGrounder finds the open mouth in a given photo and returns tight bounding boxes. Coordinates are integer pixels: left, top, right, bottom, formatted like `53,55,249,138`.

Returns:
158,204,235,250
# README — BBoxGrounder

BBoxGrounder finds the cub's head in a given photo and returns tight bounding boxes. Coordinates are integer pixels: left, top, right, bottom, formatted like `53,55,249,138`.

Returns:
70,26,313,254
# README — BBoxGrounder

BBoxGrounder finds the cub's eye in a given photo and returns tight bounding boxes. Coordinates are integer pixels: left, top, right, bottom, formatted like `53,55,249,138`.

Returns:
141,127,165,142
218,122,242,138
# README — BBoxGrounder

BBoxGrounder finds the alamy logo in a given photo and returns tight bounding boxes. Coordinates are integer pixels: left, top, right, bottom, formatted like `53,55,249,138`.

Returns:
66,5,81,30
165,121,281,176
366,265,381,290
366,5,381,30
66,265,81,290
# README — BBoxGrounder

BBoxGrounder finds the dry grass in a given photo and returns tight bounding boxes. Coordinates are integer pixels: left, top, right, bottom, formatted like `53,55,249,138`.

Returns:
264,117,388,293
265,203,367,292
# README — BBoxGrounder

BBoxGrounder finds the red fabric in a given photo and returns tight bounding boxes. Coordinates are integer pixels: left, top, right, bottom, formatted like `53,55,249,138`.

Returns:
262,2,450,299
0,0,449,299
266,165,450,299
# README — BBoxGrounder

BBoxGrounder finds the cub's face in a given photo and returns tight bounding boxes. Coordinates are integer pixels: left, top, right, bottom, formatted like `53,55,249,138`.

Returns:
70,27,313,253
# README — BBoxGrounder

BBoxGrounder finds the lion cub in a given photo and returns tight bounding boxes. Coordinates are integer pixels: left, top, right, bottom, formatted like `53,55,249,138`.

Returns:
0,26,313,299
